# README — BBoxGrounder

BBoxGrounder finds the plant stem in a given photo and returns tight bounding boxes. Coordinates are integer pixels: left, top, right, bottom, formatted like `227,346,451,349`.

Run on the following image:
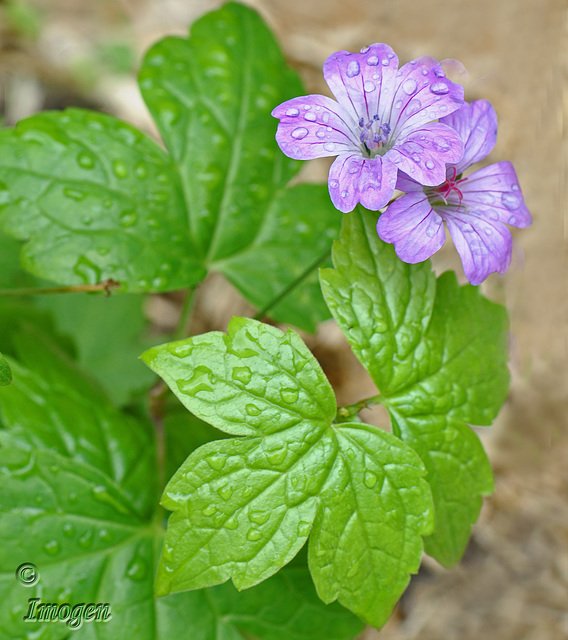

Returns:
253,246,331,321
334,393,383,423
174,286,197,340
0,279,120,297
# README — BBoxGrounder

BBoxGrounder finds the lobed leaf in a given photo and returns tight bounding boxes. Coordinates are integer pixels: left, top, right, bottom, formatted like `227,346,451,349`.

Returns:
320,207,509,566
0,316,362,640
0,3,339,331
0,108,206,293
143,317,434,628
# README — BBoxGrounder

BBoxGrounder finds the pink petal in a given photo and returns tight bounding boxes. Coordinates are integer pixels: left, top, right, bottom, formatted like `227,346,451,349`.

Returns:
323,44,399,124
440,100,498,173
328,153,398,213
459,161,532,228
388,56,464,138
376,191,445,262
272,94,359,160
387,122,464,186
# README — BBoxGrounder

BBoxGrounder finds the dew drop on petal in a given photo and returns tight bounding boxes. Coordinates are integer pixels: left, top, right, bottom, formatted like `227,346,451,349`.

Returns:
508,215,516,224
394,100,403,109
285,108,299,117
346,60,361,77
426,159,435,169
291,127,309,140
323,142,336,152
341,190,349,198
367,55,379,66
412,154,420,163
360,45,370,53
321,111,329,124
403,78,417,95
512,184,519,191
381,58,389,66
422,68,428,76
433,136,451,152
430,82,449,95
501,192,520,210
435,68,445,77
425,222,438,238
316,127,326,139
364,81,375,92
304,112,317,122
329,179,339,189
484,227,493,236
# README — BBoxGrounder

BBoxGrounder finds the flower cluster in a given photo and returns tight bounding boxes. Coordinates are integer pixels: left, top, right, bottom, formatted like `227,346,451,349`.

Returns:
272,44,531,285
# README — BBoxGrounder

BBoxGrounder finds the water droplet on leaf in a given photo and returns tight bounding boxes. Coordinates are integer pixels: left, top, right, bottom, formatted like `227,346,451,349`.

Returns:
364,471,378,488
245,404,261,416
44,540,60,555
77,152,95,169
246,529,262,541
232,366,252,385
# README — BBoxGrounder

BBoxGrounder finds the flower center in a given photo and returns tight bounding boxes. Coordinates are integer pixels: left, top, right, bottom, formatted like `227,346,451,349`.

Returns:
358,115,391,157
427,167,468,207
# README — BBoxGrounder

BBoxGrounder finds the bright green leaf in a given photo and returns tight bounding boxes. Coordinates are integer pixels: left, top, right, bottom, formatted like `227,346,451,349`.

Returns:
0,108,206,293
0,353,11,386
143,317,433,627
0,328,362,640
320,207,509,566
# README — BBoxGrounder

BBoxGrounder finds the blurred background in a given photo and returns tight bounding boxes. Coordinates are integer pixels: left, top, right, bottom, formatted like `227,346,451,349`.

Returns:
0,0,565,638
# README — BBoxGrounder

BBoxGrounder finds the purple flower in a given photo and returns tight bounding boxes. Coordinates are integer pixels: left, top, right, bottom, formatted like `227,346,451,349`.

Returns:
272,44,465,212
376,100,532,285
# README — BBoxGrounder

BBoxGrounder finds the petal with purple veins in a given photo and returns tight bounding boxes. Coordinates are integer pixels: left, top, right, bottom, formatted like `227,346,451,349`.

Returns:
440,100,498,174
272,94,359,160
323,44,399,124
459,161,532,228
328,153,398,213
395,171,423,193
443,211,513,285
376,191,445,262
387,56,464,138
387,122,464,186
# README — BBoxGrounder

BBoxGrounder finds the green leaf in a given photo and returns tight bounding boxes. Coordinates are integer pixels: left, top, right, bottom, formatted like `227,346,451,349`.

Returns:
37,293,157,405
0,3,338,330
139,2,302,263
213,184,340,332
0,330,361,640
142,317,433,628
320,207,509,566
0,108,206,293
0,328,157,519
0,352,11,386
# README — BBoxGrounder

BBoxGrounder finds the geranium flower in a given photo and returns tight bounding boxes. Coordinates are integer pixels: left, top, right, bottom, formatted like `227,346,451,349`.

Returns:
272,43,465,212
376,100,532,285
